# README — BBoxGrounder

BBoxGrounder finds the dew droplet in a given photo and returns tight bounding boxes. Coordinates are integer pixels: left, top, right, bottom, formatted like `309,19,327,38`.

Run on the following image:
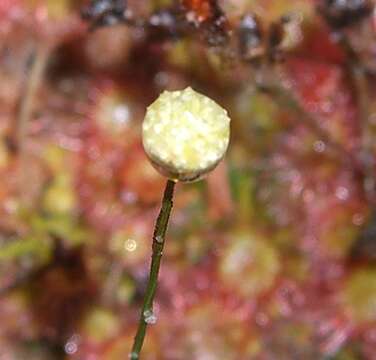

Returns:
313,140,326,153
335,186,349,201
154,71,169,87
143,309,157,324
124,239,137,252
302,189,315,203
352,213,365,226
64,334,80,355
112,104,130,125
255,312,268,327
65,341,78,355
121,190,138,204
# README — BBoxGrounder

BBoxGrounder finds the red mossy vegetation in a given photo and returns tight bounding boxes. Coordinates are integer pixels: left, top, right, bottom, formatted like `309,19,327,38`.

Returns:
0,0,376,359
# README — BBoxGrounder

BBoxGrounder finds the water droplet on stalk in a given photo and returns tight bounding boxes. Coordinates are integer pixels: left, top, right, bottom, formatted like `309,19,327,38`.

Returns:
155,235,163,243
143,309,157,324
129,352,139,359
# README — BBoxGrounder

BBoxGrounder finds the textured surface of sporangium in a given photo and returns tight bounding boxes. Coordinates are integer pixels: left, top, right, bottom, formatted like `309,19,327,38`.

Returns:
142,87,231,181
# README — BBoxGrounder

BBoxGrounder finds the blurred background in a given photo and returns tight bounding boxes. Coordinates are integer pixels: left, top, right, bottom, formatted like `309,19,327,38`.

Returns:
1,0,376,359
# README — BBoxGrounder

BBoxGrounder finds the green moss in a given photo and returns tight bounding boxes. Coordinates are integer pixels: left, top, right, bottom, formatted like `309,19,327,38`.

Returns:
322,207,360,259
0,140,9,169
43,175,76,215
116,276,136,304
42,145,77,215
343,267,376,323
32,214,89,247
27,0,77,18
0,235,51,263
83,307,121,343
183,234,211,264
233,88,281,151
326,343,363,360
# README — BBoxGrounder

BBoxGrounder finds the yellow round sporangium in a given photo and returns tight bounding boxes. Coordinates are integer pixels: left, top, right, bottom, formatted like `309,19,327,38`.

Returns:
142,87,231,182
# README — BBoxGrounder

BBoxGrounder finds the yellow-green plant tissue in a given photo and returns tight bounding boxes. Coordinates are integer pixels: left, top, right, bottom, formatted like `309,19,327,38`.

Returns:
142,87,231,182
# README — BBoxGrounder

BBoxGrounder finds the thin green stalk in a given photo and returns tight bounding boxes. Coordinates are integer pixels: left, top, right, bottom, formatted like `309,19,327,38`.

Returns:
130,179,176,359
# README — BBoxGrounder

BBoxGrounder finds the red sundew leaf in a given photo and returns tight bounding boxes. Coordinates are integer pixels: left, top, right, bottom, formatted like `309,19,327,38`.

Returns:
286,58,342,108
206,161,234,222
259,317,322,358
119,144,166,205
264,127,365,262
77,131,126,229
182,0,217,22
155,298,257,359
362,325,376,359
285,57,360,152
297,25,346,64
0,0,22,17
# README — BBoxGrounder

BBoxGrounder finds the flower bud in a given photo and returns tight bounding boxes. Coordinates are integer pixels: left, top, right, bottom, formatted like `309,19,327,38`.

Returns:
142,87,230,182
